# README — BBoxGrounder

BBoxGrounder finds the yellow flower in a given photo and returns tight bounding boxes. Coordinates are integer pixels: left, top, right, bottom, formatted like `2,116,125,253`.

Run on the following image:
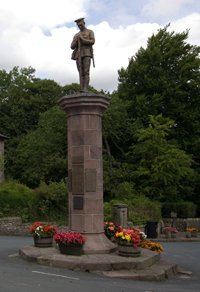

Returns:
125,234,131,241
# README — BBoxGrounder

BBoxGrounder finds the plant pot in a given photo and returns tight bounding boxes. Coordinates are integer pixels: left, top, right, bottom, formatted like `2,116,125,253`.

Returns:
118,242,141,257
58,243,83,256
191,232,198,238
34,237,53,247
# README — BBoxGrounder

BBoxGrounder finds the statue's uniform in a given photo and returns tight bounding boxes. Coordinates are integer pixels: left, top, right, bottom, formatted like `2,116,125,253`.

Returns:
71,28,95,92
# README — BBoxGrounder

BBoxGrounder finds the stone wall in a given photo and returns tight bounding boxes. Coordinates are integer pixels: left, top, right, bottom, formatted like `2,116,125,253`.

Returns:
0,217,200,236
0,217,69,236
162,218,200,232
0,217,30,235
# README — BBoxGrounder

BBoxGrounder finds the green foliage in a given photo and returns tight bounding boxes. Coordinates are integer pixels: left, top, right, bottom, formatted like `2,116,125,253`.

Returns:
0,66,63,179
0,180,37,221
127,115,196,200
162,201,197,218
116,25,200,204
13,106,67,187
34,180,68,222
62,83,99,94
103,94,133,158
104,196,161,225
127,196,161,225
110,181,136,200
0,180,68,223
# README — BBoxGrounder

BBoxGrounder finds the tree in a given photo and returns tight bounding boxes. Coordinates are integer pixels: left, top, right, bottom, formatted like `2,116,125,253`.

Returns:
118,25,200,153
13,106,67,188
116,25,200,202
0,66,63,178
127,115,196,201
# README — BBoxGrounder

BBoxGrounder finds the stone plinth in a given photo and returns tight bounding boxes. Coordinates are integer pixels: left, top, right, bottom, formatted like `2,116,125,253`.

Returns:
59,92,116,254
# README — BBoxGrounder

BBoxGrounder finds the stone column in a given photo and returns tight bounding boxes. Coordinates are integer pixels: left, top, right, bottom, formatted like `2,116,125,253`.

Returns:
59,92,116,254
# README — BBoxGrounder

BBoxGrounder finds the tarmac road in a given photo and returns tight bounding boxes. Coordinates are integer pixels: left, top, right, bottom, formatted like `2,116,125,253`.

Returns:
0,235,200,292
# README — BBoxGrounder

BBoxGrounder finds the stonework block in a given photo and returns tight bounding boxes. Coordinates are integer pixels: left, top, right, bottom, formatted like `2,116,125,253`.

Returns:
84,198,103,214
93,214,104,233
90,146,102,159
72,156,84,164
72,165,84,194
71,130,84,145
84,130,101,145
85,169,96,192
83,215,94,232
70,214,84,231
68,169,72,191
71,145,90,159
88,115,101,130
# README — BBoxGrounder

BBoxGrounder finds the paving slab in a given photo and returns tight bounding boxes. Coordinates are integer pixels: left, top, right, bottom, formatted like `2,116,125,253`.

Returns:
101,260,178,281
19,245,178,281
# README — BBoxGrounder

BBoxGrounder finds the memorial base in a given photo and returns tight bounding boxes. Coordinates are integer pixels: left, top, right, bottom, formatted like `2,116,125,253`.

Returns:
82,233,117,254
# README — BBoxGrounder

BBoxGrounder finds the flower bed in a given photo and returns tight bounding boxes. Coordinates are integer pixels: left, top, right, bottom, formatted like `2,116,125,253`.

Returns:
54,231,85,255
54,231,85,246
141,240,164,253
104,222,164,254
30,221,57,238
115,228,141,248
104,221,120,240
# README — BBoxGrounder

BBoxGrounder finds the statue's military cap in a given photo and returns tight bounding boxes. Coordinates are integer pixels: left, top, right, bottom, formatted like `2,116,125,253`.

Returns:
74,18,85,23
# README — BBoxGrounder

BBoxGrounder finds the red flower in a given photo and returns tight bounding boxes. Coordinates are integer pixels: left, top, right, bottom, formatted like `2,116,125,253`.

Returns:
54,231,85,246
30,222,57,237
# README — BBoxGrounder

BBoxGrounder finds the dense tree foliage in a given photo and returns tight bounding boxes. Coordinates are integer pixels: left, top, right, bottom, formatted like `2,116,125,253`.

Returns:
0,66,63,177
126,115,195,201
104,26,199,205
118,26,200,155
13,106,67,187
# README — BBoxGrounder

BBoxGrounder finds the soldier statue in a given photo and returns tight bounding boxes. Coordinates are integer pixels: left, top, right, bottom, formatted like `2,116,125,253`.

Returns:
71,18,95,92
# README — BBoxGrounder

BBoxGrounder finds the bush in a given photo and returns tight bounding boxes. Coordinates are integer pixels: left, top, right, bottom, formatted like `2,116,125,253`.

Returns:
104,196,161,225
34,180,68,222
162,201,197,218
127,196,161,224
0,180,37,221
110,182,136,199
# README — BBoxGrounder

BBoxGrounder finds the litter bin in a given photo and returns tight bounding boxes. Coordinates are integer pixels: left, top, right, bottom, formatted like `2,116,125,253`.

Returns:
112,204,128,228
145,221,158,238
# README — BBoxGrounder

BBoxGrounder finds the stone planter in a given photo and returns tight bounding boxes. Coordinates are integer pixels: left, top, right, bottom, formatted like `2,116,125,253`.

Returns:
34,237,53,247
58,243,83,256
118,242,141,257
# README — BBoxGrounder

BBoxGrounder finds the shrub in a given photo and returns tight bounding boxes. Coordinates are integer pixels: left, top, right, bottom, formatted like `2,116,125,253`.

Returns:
162,201,197,218
104,196,161,225
0,180,37,221
34,180,68,222
127,196,161,224
110,182,136,199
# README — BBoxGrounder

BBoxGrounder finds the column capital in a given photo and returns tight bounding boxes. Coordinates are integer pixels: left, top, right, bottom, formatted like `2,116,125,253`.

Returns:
58,92,110,117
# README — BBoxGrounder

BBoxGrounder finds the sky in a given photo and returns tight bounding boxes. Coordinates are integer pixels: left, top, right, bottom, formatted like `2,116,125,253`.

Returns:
0,0,199,92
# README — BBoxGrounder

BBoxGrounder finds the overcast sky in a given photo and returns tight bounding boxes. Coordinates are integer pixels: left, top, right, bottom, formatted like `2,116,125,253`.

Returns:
0,0,199,92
